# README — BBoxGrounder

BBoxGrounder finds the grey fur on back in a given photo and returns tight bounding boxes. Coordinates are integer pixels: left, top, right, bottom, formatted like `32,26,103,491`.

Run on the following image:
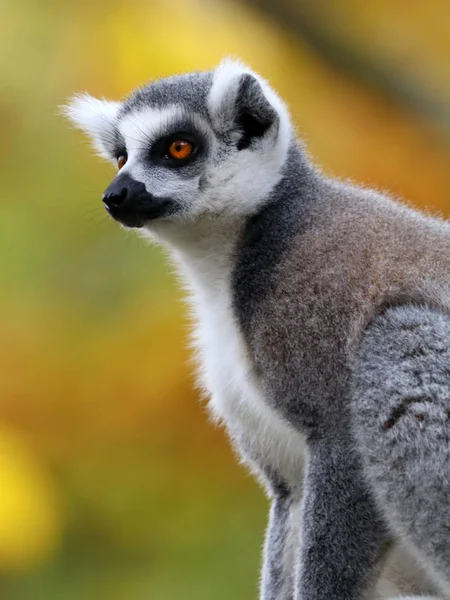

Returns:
352,305,450,587
231,147,450,597
232,155,450,597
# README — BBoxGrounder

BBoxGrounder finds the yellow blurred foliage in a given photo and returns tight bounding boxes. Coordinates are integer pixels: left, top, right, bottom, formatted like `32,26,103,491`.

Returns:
0,427,60,572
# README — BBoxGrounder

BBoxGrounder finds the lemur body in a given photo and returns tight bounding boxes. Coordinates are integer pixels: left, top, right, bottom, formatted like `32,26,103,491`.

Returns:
65,59,450,599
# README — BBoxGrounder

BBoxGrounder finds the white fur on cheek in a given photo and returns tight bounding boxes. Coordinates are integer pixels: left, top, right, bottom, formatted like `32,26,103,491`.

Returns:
62,93,120,161
200,136,285,218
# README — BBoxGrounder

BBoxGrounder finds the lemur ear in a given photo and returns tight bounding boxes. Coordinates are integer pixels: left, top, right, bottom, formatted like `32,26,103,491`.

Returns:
208,59,281,149
62,93,121,161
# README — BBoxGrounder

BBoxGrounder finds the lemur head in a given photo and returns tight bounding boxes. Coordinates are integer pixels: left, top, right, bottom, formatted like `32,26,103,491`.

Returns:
64,59,292,230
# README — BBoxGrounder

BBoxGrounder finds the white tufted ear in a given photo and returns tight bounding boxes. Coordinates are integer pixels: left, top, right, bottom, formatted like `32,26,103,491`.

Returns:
62,93,121,161
208,58,291,150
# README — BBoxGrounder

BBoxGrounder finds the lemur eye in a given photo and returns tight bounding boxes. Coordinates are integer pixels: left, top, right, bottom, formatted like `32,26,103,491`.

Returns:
168,140,193,160
151,132,200,167
117,155,127,170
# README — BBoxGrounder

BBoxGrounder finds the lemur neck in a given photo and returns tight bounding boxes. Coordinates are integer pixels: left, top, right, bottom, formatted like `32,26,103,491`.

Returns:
159,142,315,299
163,218,244,300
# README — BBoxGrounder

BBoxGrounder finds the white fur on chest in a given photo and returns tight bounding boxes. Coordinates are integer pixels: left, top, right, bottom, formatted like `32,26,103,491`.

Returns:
195,285,306,491
152,223,306,492
174,237,306,492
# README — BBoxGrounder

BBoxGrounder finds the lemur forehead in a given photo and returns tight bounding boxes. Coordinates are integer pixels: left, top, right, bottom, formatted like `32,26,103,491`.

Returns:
119,71,214,119
118,106,212,152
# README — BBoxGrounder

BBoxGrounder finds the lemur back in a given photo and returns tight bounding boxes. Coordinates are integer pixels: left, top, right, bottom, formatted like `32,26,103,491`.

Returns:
65,58,450,600
234,151,450,431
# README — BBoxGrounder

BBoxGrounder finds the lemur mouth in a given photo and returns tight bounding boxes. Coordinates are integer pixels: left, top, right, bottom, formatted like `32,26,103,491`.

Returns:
102,174,179,228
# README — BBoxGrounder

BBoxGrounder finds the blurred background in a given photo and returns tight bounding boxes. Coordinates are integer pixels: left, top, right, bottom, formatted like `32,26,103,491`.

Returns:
0,0,449,598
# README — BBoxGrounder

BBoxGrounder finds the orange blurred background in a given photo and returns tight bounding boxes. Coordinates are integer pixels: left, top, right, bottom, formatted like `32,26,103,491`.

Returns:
0,0,449,597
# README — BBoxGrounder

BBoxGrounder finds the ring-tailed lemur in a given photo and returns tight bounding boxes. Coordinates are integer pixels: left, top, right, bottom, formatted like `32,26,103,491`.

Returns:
64,59,450,600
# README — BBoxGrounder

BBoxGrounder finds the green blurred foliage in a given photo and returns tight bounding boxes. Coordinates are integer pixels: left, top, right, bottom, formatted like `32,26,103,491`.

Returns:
0,0,448,598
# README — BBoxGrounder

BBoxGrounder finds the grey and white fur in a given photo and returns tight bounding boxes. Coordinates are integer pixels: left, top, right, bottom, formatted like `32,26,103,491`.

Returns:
64,59,450,600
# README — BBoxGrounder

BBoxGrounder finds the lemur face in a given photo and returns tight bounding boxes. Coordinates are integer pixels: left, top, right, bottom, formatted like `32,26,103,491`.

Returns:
64,60,292,229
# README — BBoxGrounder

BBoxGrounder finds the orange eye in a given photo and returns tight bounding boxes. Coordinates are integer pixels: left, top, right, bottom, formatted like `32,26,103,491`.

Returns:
168,140,193,160
117,155,127,170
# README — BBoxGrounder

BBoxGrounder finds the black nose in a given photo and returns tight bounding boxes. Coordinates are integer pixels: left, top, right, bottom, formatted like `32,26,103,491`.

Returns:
102,175,147,209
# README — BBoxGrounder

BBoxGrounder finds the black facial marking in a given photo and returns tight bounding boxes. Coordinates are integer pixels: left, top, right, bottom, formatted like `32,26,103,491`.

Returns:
102,172,181,227
150,128,205,168
113,146,127,162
